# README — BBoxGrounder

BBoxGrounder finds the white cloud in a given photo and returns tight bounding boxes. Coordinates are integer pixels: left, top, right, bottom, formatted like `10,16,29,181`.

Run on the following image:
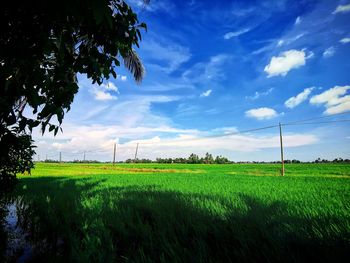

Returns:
76,78,183,128
81,105,109,121
333,4,350,14
101,82,119,92
245,107,278,120
142,39,191,73
340,37,350,44
182,54,231,83
33,123,317,161
277,40,284,47
295,16,301,25
231,6,256,17
128,0,176,14
223,28,251,39
246,88,274,100
264,49,310,77
210,127,239,134
125,133,317,155
310,85,350,115
305,50,314,59
285,87,314,108
277,33,305,47
176,103,200,116
119,75,127,81
94,91,117,101
200,89,212,97
88,81,119,101
103,95,179,127
323,47,335,58
325,101,350,115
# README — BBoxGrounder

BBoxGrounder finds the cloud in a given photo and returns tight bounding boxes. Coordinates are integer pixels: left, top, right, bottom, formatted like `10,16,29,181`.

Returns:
223,28,251,39
33,123,317,161
245,107,278,120
264,49,310,77
332,3,350,14
305,51,314,59
285,87,314,108
176,103,200,116
75,78,182,127
103,95,179,127
277,33,305,47
295,16,301,25
124,133,317,155
277,40,284,47
200,89,212,97
310,85,350,115
340,37,350,44
119,75,127,81
81,105,110,121
94,91,117,101
34,123,199,161
101,82,118,92
128,0,176,14
182,54,231,83
323,47,336,58
142,39,191,73
325,101,350,115
246,88,274,100
88,81,119,101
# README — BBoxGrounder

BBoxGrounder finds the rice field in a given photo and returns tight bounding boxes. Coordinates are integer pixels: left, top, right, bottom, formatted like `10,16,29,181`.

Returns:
1,163,350,262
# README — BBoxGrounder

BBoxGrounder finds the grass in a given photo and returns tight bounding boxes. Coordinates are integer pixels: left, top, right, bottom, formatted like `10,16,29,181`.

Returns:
1,163,350,262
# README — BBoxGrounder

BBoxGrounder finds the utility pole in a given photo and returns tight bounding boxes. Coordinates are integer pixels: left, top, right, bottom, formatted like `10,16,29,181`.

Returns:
83,151,86,162
46,154,48,161
37,155,40,162
279,122,285,176
134,143,139,163
113,143,116,165
59,152,62,163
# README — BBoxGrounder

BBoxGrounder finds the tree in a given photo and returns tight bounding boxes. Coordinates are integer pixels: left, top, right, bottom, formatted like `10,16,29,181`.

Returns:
203,152,214,164
215,155,229,164
188,153,200,164
0,0,147,189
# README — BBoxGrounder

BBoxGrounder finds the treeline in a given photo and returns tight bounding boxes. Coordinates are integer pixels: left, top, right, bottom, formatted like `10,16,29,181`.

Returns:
125,153,231,164
40,155,350,164
42,159,101,163
313,158,350,163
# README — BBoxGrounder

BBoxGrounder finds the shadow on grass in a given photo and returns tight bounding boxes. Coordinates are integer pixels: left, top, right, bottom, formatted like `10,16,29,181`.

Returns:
1,176,349,263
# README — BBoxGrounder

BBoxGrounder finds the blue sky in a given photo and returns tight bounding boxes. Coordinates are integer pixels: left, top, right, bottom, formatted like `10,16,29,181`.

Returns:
33,0,350,161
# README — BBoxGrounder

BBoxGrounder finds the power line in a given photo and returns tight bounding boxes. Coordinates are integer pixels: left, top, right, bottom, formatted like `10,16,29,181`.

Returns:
127,114,350,146
284,119,350,126
283,111,350,125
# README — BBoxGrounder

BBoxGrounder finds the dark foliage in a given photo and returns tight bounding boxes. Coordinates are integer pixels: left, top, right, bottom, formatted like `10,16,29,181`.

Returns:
125,152,232,164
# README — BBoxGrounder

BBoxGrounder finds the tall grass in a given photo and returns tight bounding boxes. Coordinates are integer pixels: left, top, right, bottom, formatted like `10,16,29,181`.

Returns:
1,163,349,262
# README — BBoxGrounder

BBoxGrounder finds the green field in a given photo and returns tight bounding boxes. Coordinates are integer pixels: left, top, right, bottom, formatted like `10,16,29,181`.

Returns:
1,163,350,262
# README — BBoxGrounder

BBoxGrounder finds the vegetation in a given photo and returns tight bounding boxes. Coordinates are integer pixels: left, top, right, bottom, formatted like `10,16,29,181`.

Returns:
0,0,146,189
1,163,349,262
119,152,349,164
125,153,231,164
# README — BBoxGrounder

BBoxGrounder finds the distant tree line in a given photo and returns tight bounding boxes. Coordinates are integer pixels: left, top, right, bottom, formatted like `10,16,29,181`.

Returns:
126,153,231,164
43,159,102,163
40,155,350,164
313,158,350,163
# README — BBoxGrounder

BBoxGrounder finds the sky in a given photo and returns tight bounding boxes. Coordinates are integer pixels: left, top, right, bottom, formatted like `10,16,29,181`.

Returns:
32,0,350,162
